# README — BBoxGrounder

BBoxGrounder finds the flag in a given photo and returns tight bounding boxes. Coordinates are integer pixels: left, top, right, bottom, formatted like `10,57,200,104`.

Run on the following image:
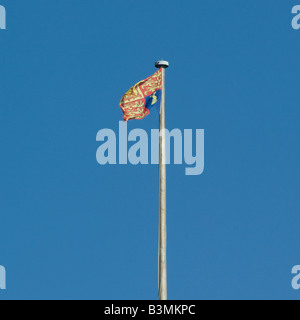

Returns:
120,68,162,121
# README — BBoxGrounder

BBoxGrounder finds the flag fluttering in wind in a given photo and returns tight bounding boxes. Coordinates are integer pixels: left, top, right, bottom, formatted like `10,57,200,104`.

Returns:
120,68,162,121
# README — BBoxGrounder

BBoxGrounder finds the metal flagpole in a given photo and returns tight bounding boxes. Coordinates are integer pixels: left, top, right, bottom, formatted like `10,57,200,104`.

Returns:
155,60,169,300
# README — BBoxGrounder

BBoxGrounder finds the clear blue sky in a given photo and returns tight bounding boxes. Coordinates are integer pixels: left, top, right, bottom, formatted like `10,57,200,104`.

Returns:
0,0,299,300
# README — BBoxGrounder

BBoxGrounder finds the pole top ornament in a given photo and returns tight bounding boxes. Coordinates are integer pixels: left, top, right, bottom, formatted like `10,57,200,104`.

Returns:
155,61,169,69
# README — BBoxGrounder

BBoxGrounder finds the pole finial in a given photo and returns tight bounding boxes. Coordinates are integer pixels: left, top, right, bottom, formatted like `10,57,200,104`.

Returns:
155,61,169,69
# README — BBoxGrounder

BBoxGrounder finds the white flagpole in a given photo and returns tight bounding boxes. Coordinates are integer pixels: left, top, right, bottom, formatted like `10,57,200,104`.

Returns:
155,60,169,300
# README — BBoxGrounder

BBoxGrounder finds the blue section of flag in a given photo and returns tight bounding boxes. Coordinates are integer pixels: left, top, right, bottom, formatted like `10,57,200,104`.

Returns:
145,89,161,113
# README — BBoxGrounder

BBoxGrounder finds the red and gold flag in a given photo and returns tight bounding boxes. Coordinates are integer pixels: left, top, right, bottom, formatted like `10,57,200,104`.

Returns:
120,69,162,121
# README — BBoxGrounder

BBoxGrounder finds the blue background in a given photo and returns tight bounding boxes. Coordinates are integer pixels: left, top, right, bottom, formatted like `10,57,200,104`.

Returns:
0,0,299,300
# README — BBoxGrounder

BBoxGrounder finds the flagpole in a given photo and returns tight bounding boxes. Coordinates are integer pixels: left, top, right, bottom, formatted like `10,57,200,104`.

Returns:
155,60,169,300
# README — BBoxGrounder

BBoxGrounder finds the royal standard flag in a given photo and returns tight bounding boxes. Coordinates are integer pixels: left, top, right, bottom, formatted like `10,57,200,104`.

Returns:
120,68,162,121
